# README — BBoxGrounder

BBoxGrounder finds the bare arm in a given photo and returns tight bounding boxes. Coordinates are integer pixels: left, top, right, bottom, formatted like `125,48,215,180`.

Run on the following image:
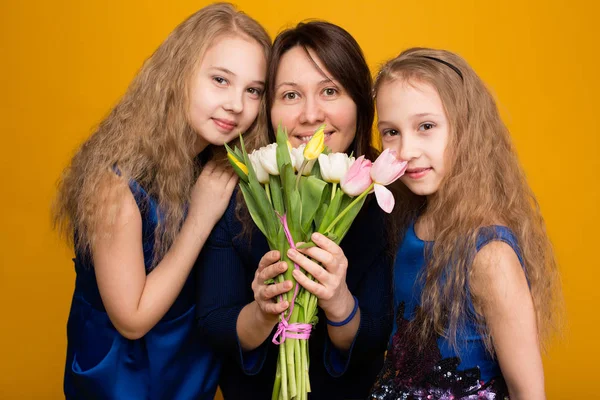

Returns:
93,163,237,339
470,241,545,400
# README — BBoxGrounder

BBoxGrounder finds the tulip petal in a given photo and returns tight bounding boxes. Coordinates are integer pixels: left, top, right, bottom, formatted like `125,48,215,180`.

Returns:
374,183,395,213
371,148,408,185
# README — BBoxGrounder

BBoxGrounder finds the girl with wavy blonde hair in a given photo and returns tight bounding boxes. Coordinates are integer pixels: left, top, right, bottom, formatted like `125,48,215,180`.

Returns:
53,3,270,399
370,48,561,399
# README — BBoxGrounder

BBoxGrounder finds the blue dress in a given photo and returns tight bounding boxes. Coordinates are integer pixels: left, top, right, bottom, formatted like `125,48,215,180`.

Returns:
64,178,220,400
370,222,524,400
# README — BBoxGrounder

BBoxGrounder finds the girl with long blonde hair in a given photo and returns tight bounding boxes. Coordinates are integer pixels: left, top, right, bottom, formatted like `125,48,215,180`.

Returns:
370,48,561,399
53,3,270,399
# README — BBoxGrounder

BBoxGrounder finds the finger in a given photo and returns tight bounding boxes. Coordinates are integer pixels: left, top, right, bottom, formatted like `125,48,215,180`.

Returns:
262,299,289,315
223,175,238,197
257,251,281,272
262,280,293,301
259,261,288,282
202,161,217,175
296,245,335,271
292,269,327,299
217,164,235,180
309,232,343,258
287,249,328,283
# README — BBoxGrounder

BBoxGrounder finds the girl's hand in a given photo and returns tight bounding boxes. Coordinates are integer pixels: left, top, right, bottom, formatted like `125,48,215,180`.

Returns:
189,161,238,225
287,232,355,322
252,250,292,325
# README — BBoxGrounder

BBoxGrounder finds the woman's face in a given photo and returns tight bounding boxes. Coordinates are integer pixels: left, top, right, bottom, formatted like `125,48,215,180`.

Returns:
270,46,357,152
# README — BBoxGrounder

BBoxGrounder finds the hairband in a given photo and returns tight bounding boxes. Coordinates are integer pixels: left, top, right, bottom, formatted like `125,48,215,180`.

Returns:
420,56,464,81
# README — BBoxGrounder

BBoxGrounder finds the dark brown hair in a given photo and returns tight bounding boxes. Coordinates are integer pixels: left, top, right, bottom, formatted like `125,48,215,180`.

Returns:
266,21,377,161
237,21,379,236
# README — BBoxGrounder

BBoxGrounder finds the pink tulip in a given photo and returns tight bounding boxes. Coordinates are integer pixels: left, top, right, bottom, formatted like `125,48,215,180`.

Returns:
370,149,408,213
373,184,394,213
340,156,373,196
370,148,408,185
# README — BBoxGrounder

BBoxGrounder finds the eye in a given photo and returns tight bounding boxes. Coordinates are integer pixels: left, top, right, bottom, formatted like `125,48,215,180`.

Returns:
418,122,435,131
247,87,263,99
323,87,338,96
283,92,299,101
213,76,228,86
382,129,399,137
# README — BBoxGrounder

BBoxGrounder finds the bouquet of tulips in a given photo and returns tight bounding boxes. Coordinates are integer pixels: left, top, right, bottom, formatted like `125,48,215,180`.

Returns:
225,125,407,400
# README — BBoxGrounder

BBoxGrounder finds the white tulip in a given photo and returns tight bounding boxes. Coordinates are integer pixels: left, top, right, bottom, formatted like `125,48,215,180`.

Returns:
258,143,279,176
291,144,316,176
249,150,270,184
318,153,355,183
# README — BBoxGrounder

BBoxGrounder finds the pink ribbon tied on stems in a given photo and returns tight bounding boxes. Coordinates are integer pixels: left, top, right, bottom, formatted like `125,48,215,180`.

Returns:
271,214,312,345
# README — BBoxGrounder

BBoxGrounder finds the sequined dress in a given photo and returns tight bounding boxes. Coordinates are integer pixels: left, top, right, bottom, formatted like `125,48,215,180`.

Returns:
370,222,524,400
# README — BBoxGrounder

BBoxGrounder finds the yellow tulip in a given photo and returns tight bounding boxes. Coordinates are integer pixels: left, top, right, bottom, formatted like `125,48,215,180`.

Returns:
302,125,325,160
228,152,248,175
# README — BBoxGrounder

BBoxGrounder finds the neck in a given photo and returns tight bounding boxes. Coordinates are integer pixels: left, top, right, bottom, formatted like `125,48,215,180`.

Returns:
415,212,436,242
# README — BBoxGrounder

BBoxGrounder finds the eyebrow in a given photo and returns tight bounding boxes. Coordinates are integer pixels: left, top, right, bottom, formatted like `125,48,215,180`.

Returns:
275,78,337,91
377,113,441,127
210,66,265,86
275,81,297,91
210,66,235,75
412,112,442,118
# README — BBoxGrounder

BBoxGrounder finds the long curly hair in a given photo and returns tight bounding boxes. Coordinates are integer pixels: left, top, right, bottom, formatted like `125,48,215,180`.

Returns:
375,48,562,354
53,3,271,268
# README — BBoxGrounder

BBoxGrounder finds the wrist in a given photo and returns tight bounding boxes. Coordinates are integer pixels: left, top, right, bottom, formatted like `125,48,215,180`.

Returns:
254,302,280,328
183,210,217,237
324,290,356,323
326,295,359,327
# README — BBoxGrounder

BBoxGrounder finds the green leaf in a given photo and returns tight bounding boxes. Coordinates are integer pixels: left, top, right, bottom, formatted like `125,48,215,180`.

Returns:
309,159,323,181
317,188,344,234
288,189,303,241
299,176,327,235
239,181,267,237
314,201,328,229
224,143,248,182
331,194,368,244
275,125,293,172
269,174,285,215
233,145,243,160
240,134,278,239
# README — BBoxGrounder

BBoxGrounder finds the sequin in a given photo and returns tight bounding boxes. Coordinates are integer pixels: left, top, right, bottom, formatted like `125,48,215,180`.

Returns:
369,302,509,400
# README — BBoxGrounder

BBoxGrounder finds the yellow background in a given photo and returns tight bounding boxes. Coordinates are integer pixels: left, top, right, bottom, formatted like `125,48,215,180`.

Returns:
1,0,598,398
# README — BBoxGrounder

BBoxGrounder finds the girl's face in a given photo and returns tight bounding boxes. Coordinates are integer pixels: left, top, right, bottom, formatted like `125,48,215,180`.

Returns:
270,46,357,152
188,35,267,155
376,79,450,197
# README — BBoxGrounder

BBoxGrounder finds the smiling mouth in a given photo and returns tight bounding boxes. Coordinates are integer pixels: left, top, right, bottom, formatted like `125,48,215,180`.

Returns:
212,118,238,131
294,131,333,143
406,167,431,174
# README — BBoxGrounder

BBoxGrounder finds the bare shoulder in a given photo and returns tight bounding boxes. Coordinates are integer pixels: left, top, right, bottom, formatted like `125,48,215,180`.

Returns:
470,240,528,305
94,171,141,232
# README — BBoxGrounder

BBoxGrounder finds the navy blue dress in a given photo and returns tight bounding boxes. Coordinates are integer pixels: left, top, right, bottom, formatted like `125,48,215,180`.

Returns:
64,178,220,400
371,222,524,399
196,192,393,399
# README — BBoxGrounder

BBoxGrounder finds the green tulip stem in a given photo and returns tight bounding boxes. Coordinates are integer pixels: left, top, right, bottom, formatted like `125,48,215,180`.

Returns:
324,183,374,234
295,160,309,190
265,183,272,206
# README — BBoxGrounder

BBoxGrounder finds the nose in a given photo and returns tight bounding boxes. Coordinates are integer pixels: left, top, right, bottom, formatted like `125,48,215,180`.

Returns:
224,90,244,114
299,96,325,125
398,134,421,161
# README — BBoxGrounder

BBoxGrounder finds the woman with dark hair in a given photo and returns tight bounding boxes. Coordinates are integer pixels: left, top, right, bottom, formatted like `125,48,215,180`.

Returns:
196,21,392,400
